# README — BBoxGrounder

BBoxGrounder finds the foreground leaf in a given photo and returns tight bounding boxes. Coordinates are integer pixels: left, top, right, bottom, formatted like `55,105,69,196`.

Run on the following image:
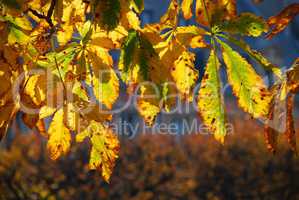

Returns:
220,40,271,118
198,50,226,143
76,121,119,182
47,108,71,160
172,51,198,101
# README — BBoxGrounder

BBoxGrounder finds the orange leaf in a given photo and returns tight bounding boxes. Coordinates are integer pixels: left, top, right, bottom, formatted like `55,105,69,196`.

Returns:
267,3,299,39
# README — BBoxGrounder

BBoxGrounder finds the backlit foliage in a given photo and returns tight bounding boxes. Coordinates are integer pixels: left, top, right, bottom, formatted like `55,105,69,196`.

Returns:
0,0,298,181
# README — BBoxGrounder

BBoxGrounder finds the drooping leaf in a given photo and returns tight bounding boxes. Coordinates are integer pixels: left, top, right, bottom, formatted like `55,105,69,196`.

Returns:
76,120,119,182
287,58,299,93
181,0,193,20
198,50,226,143
220,40,271,118
160,0,179,26
47,108,71,160
172,51,198,101
264,99,278,154
136,85,161,126
87,46,119,109
285,94,296,153
119,29,138,75
267,3,299,39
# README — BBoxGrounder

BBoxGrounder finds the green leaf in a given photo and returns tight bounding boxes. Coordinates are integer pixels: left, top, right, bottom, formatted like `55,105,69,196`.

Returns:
37,43,79,79
198,50,226,143
119,30,156,83
219,40,271,118
95,0,121,31
119,30,138,73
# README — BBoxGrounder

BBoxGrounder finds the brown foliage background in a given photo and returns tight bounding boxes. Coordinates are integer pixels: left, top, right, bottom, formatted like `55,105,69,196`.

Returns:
1,119,299,200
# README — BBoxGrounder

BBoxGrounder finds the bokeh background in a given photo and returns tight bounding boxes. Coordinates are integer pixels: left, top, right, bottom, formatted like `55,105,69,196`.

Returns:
1,0,299,199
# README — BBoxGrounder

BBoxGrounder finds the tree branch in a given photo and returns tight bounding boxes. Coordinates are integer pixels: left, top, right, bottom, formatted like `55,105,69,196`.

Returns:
27,0,56,27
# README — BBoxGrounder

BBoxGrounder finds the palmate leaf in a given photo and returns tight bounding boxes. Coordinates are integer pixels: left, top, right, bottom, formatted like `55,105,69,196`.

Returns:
198,50,226,143
76,120,119,182
219,40,271,118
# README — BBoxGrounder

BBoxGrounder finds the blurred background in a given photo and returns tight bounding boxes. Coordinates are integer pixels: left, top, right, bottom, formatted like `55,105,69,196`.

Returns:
1,0,299,199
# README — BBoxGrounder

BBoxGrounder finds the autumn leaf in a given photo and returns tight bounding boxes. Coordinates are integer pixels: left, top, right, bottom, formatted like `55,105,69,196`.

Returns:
267,3,299,39
181,0,193,20
47,108,71,160
76,120,119,182
287,58,299,93
221,34,282,78
219,40,271,118
174,26,208,48
198,50,226,143
285,94,296,153
171,51,198,101
196,0,237,26
93,0,121,31
219,13,268,37
160,0,179,27
264,99,278,154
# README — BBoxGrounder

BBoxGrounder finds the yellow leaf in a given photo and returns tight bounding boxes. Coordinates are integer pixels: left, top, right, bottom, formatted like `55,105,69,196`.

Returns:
160,0,179,26
181,0,193,19
195,0,236,26
0,101,18,141
87,50,119,109
63,103,78,131
39,106,56,119
198,50,226,143
24,75,46,106
47,108,71,160
172,51,198,101
175,26,208,48
76,121,119,182
136,85,161,126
